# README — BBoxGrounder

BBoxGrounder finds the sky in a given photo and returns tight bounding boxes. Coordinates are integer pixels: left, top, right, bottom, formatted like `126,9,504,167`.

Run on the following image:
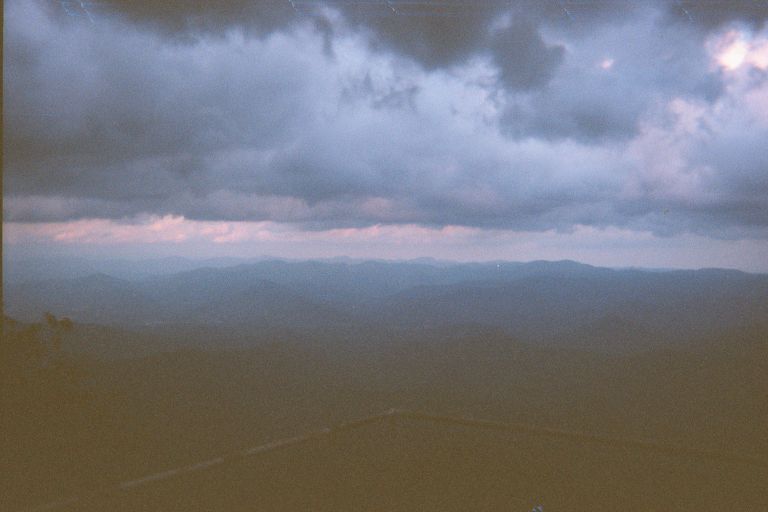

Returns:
3,0,768,271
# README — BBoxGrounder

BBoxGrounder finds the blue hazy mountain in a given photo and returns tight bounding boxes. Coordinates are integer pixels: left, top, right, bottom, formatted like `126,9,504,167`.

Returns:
5,259,768,353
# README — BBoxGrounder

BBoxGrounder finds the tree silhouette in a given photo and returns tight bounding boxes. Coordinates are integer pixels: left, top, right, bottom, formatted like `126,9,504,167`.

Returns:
43,312,74,359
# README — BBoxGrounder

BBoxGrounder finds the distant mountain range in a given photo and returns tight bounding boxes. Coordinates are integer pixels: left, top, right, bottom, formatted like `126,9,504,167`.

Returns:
6,259,768,353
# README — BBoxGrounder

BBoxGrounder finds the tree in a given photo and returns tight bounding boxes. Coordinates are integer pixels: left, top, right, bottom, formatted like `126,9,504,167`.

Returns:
42,312,74,360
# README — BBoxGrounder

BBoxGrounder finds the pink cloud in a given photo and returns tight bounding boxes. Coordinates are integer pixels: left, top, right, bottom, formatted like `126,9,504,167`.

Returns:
3,216,483,247
5,217,768,272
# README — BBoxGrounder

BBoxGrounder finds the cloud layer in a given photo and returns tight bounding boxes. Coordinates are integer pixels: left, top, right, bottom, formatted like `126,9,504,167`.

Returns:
4,0,768,240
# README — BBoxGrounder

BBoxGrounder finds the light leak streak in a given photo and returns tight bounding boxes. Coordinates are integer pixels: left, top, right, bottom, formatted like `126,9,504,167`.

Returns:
80,1,94,23
676,0,694,23
560,1,573,20
59,0,99,23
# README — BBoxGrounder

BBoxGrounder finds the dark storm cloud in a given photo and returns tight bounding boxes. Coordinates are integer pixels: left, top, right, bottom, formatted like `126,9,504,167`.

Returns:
100,1,566,84
4,0,768,240
100,0,297,39
490,20,565,90
70,0,768,51
338,2,504,70
667,0,768,29
103,0,504,69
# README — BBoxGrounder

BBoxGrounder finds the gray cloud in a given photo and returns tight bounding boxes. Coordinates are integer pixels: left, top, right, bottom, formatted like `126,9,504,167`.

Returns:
98,0,297,39
4,0,768,241
666,0,768,29
4,1,320,194
490,19,565,90
339,2,505,70
499,8,724,142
